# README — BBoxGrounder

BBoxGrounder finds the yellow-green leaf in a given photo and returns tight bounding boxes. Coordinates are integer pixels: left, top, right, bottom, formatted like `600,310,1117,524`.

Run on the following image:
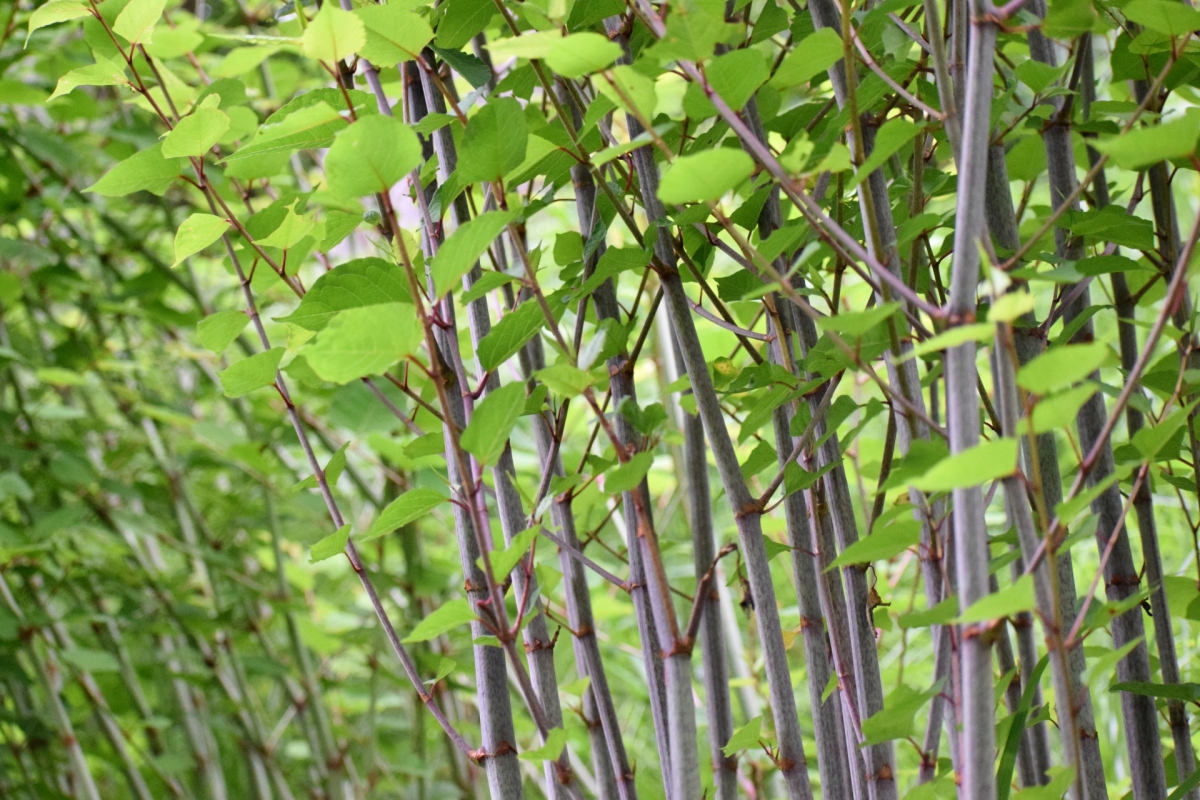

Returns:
355,4,433,64
910,438,1019,492
325,115,422,197
403,598,477,642
218,347,285,397
113,0,167,46
304,303,422,384
658,149,754,205
196,310,248,354
173,213,230,266
302,4,366,64
162,105,230,158
26,0,91,44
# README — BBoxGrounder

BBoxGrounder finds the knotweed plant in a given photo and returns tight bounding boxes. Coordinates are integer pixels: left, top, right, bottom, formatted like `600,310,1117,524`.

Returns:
3,0,1200,796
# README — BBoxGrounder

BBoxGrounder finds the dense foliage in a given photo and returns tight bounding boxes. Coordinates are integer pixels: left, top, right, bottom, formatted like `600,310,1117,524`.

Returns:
4,0,1200,796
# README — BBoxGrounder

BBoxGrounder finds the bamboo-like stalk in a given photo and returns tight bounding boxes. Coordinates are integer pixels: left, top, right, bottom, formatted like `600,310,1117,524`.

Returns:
1091,36,1200,796
767,306,853,800
0,573,101,800
509,158,638,800
993,327,1087,800
0,315,233,800
991,574,1042,788
410,57,567,800
944,3,999,796
978,93,1053,799
803,0,951,787
660,330,739,800
629,151,814,799
590,36,817,791
26,575,158,800
745,86,854,796
1027,11,1167,797
983,121,1104,800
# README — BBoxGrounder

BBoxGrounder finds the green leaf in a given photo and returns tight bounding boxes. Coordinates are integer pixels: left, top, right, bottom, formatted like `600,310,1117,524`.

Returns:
604,452,654,495
309,524,351,563
483,527,538,581
403,598,477,642
0,473,33,503
911,438,1019,492
435,0,494,49
989,291,1036,322
1059,206,1154,250
218,347,284,397
1132,402,1197,460
1017,342,1109,394
519,728,568,762
302,4,366,64
1012,768,1075,800
544,32,622,78
1085,637,1141,687
1122,0,1200,35
897,597,959,629
461,271,520,304
479,302,546,371
458,98,528,184
304,303,423,384
487,30,563,60
196,310,248,354
1092,109,1200,170
703,48,769,112
48,60,126,100
87,144,183,197
818,302,901,337
908,323,993,359
173,213,230,266
59,648,121,673
536,362,594,398
362,488,448,541
958,575,1035,623
431,210,519,298
113,0,167,45
227,102,348,161
430,657,457,684
27,1,91,43
1056,473,1118,526
461,383,526,465
256,201,313,249
650,0,731,61
828,519,921,569
1110,681,1200,702
356,4,433,64
596,65,657,121
278,258,411,332
326,115,422,198
1074,255,1146,276
851,118,923,188
1044,0,1096,36
997,657,1049,800
1014,59,1067,94
431,44,492,88
1025,384,1097,434
770,28,843,88
1169,768,1200,800
722,715,766,756
162,105,230,158
860,683,938,746
658,149,754,205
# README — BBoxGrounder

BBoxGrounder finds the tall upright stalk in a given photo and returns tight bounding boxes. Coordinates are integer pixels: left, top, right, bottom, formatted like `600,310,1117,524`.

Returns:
1026,10,1167,797
1087,36,1200,796
944,3,999,794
